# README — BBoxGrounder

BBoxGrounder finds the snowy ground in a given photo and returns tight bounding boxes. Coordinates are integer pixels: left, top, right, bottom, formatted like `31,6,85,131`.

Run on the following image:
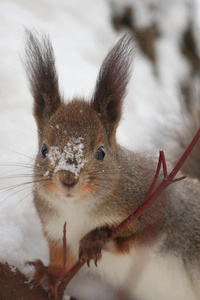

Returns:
0,0,200,299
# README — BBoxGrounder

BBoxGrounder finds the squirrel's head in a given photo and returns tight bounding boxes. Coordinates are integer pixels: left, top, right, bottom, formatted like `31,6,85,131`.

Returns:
25,31,133,204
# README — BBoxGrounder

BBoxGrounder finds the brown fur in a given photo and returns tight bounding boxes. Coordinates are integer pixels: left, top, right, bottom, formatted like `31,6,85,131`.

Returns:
92,34,133,146
48,241,76,273
25,30,62,133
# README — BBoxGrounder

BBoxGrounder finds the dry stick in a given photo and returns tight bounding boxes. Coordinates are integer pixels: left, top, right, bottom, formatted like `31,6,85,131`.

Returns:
58,128,200,298
161,150,168,177
145,150,163,199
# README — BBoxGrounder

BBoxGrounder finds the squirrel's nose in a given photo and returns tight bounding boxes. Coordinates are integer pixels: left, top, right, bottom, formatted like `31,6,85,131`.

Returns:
59,172,78,188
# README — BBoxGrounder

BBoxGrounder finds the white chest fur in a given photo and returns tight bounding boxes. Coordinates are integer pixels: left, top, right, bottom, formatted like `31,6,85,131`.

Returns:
89,239,198,300
43,195,97,257
43,196,198,300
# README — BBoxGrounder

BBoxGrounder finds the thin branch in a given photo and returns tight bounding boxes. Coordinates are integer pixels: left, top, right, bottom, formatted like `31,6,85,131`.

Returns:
160,150,168,177
145,150,162,199
63,222,67,268
58,261,85,297
168,128,200,180
172,175,187,183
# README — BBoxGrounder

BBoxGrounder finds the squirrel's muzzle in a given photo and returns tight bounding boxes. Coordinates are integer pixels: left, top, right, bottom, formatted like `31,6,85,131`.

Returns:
59,171,78,188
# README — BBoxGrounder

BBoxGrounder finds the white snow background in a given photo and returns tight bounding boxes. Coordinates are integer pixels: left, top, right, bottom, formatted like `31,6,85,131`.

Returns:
0,0,200,299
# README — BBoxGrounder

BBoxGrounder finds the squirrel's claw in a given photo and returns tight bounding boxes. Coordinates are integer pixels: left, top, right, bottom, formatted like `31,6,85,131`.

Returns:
26,259,62,296
78,251,91,267
26,259,49,286
94,257,98,267
87,260,90,268
79,227,111,268
79,251,99,268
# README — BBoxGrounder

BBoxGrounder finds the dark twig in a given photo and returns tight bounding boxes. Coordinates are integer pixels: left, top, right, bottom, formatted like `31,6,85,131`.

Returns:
145,150,163,199
58,260,85,297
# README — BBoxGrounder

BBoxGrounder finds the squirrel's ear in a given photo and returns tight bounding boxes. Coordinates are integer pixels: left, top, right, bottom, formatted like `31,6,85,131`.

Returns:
92,33,134,145
25,30,61,131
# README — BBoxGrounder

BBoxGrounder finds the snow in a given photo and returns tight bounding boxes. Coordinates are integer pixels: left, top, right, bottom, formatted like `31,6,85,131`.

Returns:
0,0,200,299
48,137,87,177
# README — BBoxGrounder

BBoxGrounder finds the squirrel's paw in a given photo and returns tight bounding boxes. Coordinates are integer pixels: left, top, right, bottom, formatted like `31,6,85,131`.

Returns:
27,259,49,285
27,259,60,295
79,227,111,267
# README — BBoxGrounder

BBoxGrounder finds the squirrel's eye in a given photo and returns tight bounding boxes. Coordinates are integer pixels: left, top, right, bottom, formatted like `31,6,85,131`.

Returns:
96,146,105,161
41,144,48,158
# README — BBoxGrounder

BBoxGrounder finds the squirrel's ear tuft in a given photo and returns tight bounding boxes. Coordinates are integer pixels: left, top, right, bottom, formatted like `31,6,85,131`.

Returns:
24,30,61,130
92,33,134,144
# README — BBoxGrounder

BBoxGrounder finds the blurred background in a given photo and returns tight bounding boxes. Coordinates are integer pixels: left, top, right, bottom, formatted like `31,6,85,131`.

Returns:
1,0,200,152
0,0,200,299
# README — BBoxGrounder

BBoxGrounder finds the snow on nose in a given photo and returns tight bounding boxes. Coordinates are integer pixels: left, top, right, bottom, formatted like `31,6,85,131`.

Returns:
47,137,87,178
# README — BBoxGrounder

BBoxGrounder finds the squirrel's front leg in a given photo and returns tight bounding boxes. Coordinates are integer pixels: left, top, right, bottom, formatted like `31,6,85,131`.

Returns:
30,239,76,293
79,227,112,267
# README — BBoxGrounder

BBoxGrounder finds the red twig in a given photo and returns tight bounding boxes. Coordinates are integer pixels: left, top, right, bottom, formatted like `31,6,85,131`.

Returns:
62,222,67,269
54,222,67,300
58,128,200,298
161,150,168,177
58,260,85,297
145,150,163,199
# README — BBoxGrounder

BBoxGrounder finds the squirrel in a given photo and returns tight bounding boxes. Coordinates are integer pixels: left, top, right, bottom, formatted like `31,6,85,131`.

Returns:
25,30,200,300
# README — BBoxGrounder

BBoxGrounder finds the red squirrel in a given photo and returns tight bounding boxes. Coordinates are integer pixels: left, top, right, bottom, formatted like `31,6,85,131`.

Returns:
25,31,200,300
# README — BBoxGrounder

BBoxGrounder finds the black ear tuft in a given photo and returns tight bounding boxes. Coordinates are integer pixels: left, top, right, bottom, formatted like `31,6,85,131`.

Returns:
92,33,134,144
24,30,61,130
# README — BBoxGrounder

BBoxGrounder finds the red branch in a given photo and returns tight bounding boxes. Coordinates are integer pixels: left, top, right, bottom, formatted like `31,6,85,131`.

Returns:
145,150,165,200
58,128,200,298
